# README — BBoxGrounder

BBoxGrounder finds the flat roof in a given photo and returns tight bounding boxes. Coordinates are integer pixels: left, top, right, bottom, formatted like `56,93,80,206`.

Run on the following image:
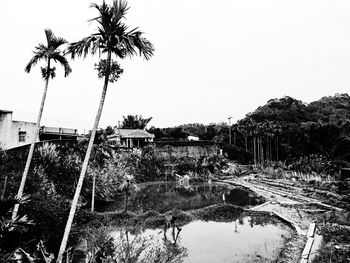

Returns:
0,109,13,114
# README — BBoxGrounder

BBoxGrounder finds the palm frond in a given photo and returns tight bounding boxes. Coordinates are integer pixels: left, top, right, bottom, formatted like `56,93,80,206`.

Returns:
90,0,129,26
129,33,154,60
121,30,154,60
68,35,99,59
112,0,129,22
44,29,54,46
25,53,43,73
45,28,68,50
91,37,105,56
71,0,154,61
51,52,72,77
50,36,68,50
36,43,49,53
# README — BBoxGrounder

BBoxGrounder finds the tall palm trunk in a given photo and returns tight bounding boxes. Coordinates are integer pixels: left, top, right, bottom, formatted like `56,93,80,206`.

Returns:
253,136,256,165
124,189,129,213
1,175,8,199
12,59,51,219
276,136,279,162
256,136,258,165
265,136,269,162
91,173,96,212
270,136,272,161
262,137,264,164
56,51,112,263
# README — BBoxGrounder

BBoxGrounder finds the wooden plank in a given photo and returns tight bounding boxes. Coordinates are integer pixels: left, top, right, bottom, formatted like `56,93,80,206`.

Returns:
308,234,323,263
307,223,316,237
250,201,271,211
301,237,314,259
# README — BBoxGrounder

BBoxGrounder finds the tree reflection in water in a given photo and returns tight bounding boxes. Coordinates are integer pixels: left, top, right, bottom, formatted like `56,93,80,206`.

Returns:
90,213,289,263
96,227,188,263
99,182,264,214
250,214,280,228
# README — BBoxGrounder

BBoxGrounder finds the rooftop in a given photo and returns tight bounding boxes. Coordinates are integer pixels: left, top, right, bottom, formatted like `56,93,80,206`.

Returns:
109,129,155,139
0,109,13,114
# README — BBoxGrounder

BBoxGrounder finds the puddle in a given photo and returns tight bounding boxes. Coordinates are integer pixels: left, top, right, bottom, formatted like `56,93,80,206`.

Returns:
110,214,292,263
98,181,264,213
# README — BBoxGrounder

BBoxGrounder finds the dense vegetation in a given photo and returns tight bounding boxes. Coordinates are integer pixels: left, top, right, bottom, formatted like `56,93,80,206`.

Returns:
149,94,350,175
0,139,224,259
2,93,350,260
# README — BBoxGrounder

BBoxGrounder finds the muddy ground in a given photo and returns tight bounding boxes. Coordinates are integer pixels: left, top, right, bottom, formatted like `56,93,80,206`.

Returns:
221,174,350,263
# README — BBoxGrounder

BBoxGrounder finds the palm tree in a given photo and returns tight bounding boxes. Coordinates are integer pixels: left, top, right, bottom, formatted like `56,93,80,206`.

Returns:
56,1,154,262
12,29,71,219
118,173,138,213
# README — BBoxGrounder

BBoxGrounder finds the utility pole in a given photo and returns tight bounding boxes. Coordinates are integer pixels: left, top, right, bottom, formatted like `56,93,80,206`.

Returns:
228,117,232,146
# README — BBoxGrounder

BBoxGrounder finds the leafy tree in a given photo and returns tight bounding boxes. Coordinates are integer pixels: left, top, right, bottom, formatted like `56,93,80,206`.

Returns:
57,1,154,261
13,29,71,219
105,125,115,136
234,94,350,169
308,93,350,124
121,115,152,129
249,96,310,123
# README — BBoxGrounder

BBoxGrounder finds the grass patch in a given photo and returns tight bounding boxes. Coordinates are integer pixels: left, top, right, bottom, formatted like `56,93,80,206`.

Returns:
81,203,244,231
313,223,350,263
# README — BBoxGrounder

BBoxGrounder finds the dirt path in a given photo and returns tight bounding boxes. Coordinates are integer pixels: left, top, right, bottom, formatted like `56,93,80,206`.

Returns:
220,176,342,263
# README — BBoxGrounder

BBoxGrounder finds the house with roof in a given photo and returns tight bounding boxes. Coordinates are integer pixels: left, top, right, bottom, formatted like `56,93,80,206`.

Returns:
0,109,80,149
107,128,155,148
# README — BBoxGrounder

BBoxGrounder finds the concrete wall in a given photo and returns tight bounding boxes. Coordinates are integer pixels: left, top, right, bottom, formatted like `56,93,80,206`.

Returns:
11,121,38,148
153,144,219,159
0,112,37,149
0,112,12,148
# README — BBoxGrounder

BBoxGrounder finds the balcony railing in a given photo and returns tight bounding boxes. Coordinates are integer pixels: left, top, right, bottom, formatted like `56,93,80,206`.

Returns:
40,126,78,135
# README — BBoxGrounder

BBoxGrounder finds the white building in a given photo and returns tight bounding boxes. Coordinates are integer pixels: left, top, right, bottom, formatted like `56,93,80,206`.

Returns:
0,110,38,149
187,135,200,141
0,109,79,150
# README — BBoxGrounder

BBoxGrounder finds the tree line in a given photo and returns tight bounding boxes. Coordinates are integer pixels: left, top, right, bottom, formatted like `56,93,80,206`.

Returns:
147,94,350,173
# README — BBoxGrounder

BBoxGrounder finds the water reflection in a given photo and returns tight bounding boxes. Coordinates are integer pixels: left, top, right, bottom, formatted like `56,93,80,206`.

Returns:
108,228,188,263
98,182,264,213
110,214,291,263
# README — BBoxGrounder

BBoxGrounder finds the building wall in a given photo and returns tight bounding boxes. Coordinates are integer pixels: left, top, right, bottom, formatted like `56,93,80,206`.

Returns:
0,112,37,149
0,112,12,148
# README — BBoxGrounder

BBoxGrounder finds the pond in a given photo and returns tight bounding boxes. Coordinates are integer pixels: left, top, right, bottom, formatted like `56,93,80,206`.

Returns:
97,181,265,213
110,213,292,263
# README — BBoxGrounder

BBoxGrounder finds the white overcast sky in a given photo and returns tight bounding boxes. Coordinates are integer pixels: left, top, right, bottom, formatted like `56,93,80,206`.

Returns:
1,0,350,131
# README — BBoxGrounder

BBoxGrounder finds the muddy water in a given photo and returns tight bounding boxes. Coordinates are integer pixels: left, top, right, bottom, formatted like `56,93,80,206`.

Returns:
111,214,292,263
98,181,265,213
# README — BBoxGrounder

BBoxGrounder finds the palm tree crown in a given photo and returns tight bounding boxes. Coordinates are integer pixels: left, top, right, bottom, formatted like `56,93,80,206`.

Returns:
25,29,72,78
68,0,154,62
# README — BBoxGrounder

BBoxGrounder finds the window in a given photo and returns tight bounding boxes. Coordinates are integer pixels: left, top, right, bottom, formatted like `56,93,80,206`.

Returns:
19,131,26,142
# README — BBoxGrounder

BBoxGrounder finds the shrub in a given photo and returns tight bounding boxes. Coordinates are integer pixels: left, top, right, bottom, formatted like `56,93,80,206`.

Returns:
288,154,337,177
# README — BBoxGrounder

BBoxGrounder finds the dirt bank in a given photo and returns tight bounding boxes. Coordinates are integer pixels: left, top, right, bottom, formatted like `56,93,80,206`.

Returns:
221,174,349,263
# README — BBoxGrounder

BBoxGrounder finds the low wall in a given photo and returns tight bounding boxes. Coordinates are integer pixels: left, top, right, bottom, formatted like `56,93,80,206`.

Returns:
152,141,219,159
